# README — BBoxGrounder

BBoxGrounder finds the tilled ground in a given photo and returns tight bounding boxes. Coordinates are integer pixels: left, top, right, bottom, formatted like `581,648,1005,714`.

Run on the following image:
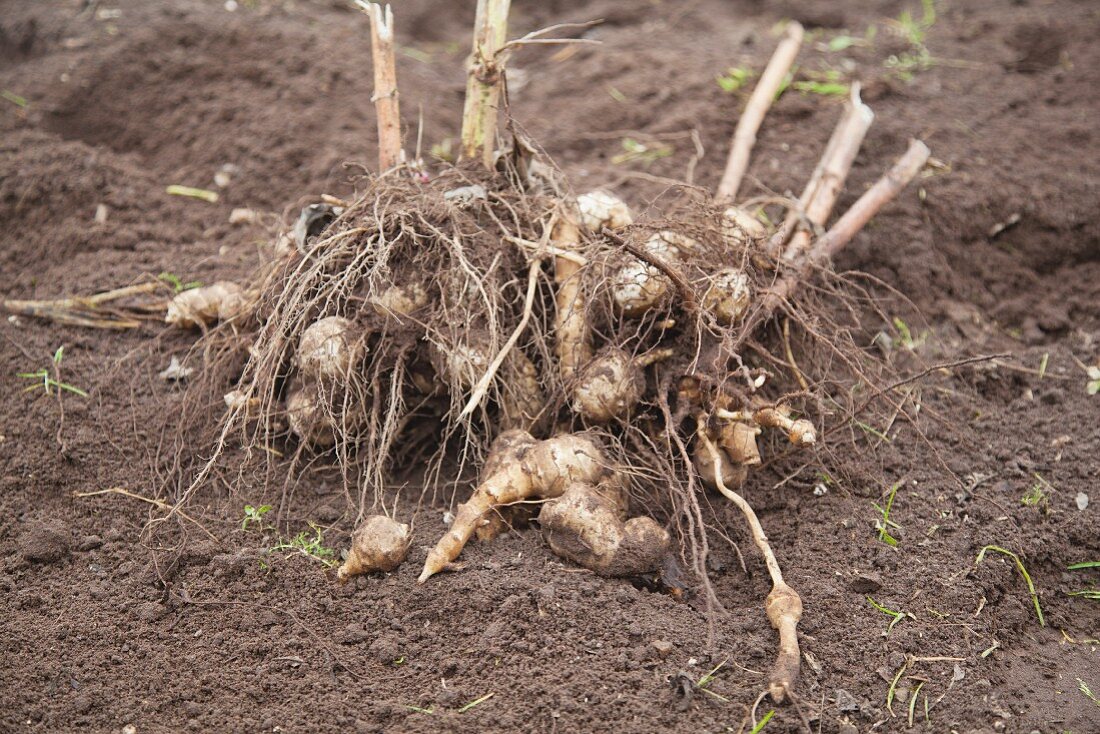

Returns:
1,1,1098,732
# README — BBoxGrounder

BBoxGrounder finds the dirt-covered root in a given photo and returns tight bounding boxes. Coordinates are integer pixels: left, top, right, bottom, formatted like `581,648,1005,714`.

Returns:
539,482,671,577
765,582,803,703
336,514,411,581
418,431,609,582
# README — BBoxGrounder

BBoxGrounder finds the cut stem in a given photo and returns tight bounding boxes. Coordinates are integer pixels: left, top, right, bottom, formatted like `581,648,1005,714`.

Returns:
782,85,874,261
699,430,802,703
716,21,804,201
460,0,511,168
362,2,404,171
810,139,931,261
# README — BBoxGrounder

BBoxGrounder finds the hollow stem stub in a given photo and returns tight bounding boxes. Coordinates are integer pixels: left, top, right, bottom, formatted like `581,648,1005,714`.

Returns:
460,0,511,168
362,2,404,171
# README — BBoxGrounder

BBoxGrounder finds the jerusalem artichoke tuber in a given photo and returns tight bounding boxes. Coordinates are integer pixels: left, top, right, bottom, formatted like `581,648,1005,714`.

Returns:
336,514,411,581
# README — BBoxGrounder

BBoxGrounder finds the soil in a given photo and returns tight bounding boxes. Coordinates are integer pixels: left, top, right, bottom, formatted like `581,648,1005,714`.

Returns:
2,1,1098,732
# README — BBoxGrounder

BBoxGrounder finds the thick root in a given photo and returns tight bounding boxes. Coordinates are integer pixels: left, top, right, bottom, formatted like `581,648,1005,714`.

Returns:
539,483,670,576
336,515,411,582
765,582,803,703
419,431,609,582
755,406,816,446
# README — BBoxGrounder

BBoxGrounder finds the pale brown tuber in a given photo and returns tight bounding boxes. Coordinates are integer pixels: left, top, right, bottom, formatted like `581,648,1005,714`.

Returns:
571,348,673,423
370,283,429,320
609,231,692,317
576,190,633,232
285,384,337,447
755,406,816,446
165,282,245,328
702,268,752,325
297,316,362,381
419,430,609,582
336,514,411,581
539,483,671,577
722,206,767,243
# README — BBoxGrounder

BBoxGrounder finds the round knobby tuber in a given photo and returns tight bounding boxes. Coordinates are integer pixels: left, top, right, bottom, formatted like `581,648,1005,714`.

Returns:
297,316,362,381
609,231,690,317
432,338,491,390
370,282,429,320
576,190,633,232
285,384,337,447
571,348,645,423
336,515,411,582
722,206,766,244
539,483,671,577
702,268,752,325
718,419,761,465
165,282,245,328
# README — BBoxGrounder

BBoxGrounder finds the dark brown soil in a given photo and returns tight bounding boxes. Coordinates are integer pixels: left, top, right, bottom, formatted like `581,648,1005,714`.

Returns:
2,1,1098,732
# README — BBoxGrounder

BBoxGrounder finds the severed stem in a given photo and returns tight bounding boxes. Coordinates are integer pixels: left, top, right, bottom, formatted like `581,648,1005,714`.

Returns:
362,2,404,171
716,21,804,201
811,139,931,261
781,85,874,261
460,0,511,168
2,281,164,329
698,430,802,703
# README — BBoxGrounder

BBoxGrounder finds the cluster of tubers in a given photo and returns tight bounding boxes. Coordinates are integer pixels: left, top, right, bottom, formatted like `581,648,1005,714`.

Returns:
160,0,932,707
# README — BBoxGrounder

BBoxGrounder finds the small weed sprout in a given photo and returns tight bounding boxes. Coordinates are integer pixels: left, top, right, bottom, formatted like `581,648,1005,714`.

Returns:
241,504,272,531
891,316,928,350
867,595,913,635
716,66,753,92
457,692,494,713
158,271,203,293
884,0,937,81
1086,365,1100,396
1067,561,1100,601
272,521,337,567
1020,474,1052,510
696,659,731,702
17,346,88,398
976,545,1045,626
1078,678,1100,707
873,481,903,546
749,709,775,733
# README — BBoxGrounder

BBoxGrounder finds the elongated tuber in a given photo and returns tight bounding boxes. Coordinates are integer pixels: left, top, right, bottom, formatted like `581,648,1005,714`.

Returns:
297,316,362,381
336,514,411,581
419,431,609,581
755,406,816,446
577,190,633,232
539,483,670,576
166,282,244,328
571,348,673,423
553,207,593,380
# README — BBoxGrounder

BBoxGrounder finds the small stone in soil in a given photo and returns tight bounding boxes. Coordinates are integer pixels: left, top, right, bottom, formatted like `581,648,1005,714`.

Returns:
651,639,674,657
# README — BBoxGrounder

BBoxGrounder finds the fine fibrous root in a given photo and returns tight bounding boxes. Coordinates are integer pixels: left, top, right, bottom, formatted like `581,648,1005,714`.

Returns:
418,431,609,582
698,430,802,703
337,514,412,581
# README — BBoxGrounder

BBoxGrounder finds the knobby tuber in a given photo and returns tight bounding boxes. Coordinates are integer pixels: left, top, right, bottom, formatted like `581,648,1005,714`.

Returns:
539,483,671,577
336,514,411,581
297,316,362,381
165,282,245,328
576,190,633,232
419,431,608,582
571,347,674,423
610,230,694,317
702,268,752,325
